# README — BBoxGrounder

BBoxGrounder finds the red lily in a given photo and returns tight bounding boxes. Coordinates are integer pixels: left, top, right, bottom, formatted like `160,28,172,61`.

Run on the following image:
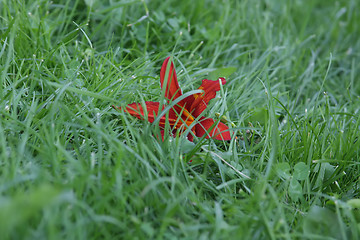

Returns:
113,57,231,141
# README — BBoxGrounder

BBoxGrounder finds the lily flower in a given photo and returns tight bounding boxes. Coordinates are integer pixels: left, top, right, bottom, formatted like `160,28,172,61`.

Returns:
113,57,231,142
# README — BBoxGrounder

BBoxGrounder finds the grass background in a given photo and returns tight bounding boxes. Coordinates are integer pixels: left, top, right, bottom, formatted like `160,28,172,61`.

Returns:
1,0,360,239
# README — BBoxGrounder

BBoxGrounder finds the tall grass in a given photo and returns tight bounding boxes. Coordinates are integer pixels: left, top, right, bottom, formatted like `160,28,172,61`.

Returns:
1,0,360,239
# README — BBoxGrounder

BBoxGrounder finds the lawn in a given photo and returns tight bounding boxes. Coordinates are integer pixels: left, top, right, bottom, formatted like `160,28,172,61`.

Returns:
1,0,360,239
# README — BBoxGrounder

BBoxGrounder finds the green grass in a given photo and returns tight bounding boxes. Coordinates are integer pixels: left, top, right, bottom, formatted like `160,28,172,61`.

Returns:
1,0,360,239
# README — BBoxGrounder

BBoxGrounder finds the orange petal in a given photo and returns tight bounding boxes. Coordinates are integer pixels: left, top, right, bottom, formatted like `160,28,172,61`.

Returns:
185,78,226,117
160,57,183,102
195,117,231,140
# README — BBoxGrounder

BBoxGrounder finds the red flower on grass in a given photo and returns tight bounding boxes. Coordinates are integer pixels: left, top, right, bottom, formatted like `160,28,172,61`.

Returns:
113,57,231,142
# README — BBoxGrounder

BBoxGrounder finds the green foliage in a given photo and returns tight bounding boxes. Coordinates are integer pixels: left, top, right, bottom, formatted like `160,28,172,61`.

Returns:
1,0,360,239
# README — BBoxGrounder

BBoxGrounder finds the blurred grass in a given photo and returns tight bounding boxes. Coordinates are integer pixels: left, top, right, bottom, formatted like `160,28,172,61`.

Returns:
1,0,360,239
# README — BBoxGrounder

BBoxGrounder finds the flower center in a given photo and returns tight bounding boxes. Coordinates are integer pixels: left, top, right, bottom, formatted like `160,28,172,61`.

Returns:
181,108,195,125
173,107,195,131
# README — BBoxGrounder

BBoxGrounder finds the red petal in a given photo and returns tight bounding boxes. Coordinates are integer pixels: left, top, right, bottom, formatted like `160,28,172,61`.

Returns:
187,133,194,142
160,57,182,102
156,130,165,141
185,78,226,117
116,102,159,122
113,102,179,128
195,117,231,140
